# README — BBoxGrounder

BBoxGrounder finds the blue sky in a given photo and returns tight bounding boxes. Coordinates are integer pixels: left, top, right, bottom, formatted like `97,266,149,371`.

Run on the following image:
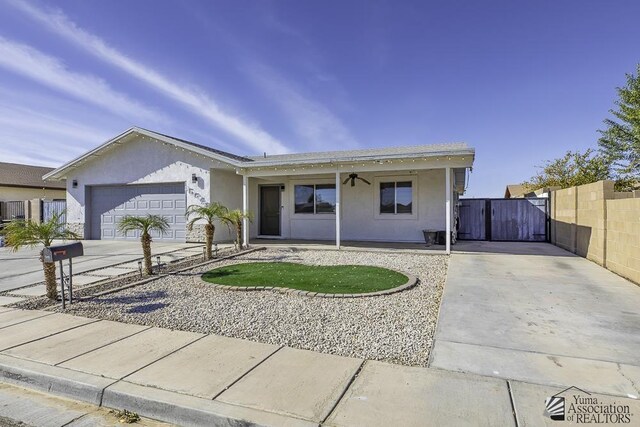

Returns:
0,1,638,197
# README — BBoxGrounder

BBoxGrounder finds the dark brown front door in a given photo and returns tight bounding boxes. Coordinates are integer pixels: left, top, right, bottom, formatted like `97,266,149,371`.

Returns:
260,186,281,236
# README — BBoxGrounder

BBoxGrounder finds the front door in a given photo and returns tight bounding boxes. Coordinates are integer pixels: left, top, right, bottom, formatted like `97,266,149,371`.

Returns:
260,185,281,236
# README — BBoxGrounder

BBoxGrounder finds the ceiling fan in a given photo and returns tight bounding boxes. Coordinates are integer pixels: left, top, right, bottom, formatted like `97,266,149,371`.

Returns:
343,173,371,187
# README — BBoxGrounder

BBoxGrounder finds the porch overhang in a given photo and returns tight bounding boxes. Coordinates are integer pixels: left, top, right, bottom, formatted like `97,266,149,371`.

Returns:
236,154,473,178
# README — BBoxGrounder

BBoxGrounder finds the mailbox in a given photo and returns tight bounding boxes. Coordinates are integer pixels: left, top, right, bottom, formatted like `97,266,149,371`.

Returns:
43,242,83,263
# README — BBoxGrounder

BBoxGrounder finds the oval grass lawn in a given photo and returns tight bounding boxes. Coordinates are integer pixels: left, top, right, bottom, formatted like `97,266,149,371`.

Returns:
201,262,408,294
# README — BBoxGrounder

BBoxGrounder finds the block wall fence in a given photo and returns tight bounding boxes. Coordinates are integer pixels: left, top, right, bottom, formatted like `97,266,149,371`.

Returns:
550,180,640,285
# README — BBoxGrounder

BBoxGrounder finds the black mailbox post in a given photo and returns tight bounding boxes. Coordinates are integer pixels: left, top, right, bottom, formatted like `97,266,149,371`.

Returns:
43,242,83,309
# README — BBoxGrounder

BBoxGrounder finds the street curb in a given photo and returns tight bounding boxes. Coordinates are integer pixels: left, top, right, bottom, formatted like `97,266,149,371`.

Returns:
102,380,315,427
195,270,418,298
0,354,115,406
0,353,314,427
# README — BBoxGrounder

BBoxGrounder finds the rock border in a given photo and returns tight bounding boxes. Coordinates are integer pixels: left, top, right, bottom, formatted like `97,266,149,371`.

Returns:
193,268,418,298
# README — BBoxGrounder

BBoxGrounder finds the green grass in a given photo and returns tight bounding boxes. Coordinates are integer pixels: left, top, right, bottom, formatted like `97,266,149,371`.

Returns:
201,262,408,294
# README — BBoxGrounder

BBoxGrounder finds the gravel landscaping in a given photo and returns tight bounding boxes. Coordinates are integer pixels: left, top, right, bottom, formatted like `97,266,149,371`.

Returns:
58,248,448,366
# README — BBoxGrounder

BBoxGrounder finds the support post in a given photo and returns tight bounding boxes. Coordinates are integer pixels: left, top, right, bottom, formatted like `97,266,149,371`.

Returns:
445,167,451,254
68,258,73,304
335,172,341,249
59,260,65,309
242,175,249,248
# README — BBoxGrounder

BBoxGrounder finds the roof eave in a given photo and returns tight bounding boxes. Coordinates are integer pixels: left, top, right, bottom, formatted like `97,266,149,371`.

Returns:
248,149,475,168
43,127,246,181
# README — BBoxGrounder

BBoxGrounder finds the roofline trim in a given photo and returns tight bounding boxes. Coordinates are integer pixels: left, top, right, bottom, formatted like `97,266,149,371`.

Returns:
43,127,245,180
246,149,475,168
43,127,475,180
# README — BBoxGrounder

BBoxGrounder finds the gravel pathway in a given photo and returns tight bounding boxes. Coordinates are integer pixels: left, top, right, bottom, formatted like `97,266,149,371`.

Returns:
60,248,448,366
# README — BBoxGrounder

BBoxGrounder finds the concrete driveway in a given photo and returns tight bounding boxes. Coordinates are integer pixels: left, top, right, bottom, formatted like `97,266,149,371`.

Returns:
431,241,640,398
0,240,200,293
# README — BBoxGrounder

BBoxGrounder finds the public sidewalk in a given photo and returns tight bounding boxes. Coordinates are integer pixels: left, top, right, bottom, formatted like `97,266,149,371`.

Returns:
0,307,638,426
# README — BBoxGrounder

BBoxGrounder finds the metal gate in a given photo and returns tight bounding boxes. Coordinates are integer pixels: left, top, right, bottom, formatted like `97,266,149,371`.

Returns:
42,200,66,223
1,201,25,220
458,198,549,242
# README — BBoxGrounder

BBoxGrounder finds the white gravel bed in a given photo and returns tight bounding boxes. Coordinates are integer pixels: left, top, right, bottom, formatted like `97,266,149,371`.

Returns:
60,248,448,366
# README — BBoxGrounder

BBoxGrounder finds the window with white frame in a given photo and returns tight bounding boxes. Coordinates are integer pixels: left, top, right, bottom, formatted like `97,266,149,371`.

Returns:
379,181,413,214
294,184,336,214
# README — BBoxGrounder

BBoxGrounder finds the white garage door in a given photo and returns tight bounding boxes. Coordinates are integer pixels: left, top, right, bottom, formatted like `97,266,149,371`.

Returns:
90,183,186,241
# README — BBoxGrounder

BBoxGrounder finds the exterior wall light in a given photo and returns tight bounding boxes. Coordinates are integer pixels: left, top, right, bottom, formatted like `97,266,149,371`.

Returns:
191,173,198,183
72,179,78,188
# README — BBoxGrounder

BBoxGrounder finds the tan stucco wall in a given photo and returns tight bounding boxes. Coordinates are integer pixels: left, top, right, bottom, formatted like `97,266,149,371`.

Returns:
0,186,66,201
550,180,640,285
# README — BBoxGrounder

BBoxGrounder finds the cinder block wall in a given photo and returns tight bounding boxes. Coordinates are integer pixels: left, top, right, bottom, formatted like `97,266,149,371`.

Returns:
550,180,640,285
551,186,577,252
606,198,640,284
575,181,613,264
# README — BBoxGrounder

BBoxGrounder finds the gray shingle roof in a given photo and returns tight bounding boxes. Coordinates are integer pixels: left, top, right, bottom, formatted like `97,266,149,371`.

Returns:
0,162,65,189
247,142,474,166
44,126,474,181
138,128,253,163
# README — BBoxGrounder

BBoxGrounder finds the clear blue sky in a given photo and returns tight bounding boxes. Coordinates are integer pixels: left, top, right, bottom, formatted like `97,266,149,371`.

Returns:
0,0,638,196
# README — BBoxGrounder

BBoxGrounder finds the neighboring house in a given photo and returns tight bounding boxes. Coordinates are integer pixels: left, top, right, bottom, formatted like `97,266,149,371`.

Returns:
44,127,475,252
0,162,66,221
504,184,560,198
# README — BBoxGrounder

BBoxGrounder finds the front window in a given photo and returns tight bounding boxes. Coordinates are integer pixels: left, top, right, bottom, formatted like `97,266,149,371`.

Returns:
295,184,336,214
379,181,412,214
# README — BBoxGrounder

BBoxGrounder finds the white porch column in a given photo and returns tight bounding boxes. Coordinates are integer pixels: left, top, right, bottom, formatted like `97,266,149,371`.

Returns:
335,172,341,249
445,167,451,254
242,174,249,248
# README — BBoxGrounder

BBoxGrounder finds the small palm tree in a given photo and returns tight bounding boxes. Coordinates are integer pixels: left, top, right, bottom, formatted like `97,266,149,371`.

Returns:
186,202,228,259
222,209,253,250
2,211,79,300
117,215,169,275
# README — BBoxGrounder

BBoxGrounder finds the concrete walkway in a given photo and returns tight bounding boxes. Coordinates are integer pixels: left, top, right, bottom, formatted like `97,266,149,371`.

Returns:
431,242,640,399
0,241,204,294
0,307,638,426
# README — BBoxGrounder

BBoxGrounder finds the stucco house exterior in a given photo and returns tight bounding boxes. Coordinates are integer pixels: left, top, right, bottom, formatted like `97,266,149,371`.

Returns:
0,162,66,221
44,127,475,253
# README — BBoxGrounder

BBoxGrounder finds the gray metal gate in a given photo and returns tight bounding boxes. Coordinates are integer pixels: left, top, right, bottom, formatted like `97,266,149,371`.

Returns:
458,198,549,242
2,201,25,220
42,200,66,223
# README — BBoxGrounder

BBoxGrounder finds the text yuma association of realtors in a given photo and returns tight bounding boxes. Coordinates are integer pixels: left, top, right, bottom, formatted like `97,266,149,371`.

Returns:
567,395,632,424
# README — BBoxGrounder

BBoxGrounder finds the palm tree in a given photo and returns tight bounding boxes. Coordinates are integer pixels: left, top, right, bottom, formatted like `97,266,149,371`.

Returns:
222,209,253,250
117,215,169,275
186,202,228,259
2,211,79,300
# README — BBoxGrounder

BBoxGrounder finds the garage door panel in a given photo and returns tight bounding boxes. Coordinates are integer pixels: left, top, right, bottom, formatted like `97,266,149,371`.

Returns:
90,183,186,242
